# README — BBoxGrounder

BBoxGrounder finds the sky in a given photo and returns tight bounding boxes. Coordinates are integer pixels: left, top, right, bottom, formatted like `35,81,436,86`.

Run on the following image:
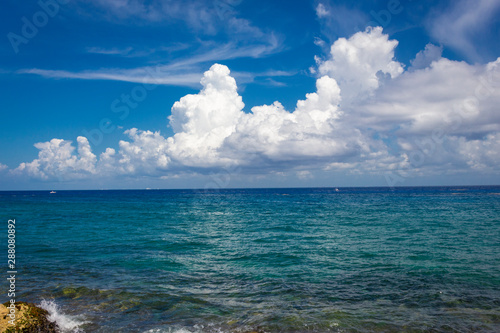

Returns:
1,0,500,190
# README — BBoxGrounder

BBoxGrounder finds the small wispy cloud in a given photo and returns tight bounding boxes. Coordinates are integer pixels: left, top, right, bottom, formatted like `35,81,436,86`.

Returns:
86,46,133,56
83,0,248,37
14,0,285,89
19,67,295,89
315,1,369,42
19,39,285,88
263,78,286,87
18,68,204,87
315,3,330,18
427,0,500,63
159,43,191,53
86,45,187,58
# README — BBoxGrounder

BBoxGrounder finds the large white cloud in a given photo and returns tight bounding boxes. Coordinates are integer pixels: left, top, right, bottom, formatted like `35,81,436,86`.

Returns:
455,133,500,171
99,128,171,175
11,28,500,183
166,63,244,168
222,75,369,167
317,26,404,105
357,57,500,136
13,137,96,180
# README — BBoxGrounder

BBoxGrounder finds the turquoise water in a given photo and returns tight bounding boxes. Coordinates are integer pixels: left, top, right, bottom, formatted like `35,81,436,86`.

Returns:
2,186,500,332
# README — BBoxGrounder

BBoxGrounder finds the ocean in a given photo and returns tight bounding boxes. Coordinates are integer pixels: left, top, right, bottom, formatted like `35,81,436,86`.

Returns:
1,186,500,332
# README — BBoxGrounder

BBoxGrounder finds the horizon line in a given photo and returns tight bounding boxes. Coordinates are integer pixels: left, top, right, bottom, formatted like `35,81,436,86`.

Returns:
1,184,499,192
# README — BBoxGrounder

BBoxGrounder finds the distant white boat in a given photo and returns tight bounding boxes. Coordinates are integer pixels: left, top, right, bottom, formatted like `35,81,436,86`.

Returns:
50,191,56,194
335,188,340,192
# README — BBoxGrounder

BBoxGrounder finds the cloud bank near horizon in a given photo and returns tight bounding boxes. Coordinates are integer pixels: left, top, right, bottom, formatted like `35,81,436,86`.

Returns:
9,27,500,186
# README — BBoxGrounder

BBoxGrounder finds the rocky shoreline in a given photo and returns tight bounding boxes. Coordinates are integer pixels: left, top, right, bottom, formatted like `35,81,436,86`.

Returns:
0,301,271,332
0,302,58,333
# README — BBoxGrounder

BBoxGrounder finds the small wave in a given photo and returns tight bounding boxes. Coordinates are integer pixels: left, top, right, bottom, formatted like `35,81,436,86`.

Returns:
144,325,230,333
144,329,204,333
40,299,88,333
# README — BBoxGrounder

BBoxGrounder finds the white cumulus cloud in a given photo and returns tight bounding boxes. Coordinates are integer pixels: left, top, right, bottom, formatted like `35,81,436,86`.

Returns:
102,129,171,175
11,28,500,185
410,43,443,71
317,27,404,105
166,63,245,168
12,137,96,180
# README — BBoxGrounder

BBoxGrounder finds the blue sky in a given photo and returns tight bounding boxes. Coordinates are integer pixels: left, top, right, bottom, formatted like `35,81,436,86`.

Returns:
1,0,500,190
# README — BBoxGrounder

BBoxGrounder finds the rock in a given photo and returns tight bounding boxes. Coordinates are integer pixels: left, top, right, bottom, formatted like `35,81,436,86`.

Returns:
0,302,59,332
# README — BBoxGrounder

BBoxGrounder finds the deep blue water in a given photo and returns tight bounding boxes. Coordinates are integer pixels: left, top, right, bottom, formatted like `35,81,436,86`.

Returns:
1,186,500,332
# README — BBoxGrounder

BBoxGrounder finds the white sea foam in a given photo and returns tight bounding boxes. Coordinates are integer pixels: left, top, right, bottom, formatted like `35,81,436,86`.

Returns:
144,328,202,333
39,299,88,333
144,329,204,333
144,326,227,333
